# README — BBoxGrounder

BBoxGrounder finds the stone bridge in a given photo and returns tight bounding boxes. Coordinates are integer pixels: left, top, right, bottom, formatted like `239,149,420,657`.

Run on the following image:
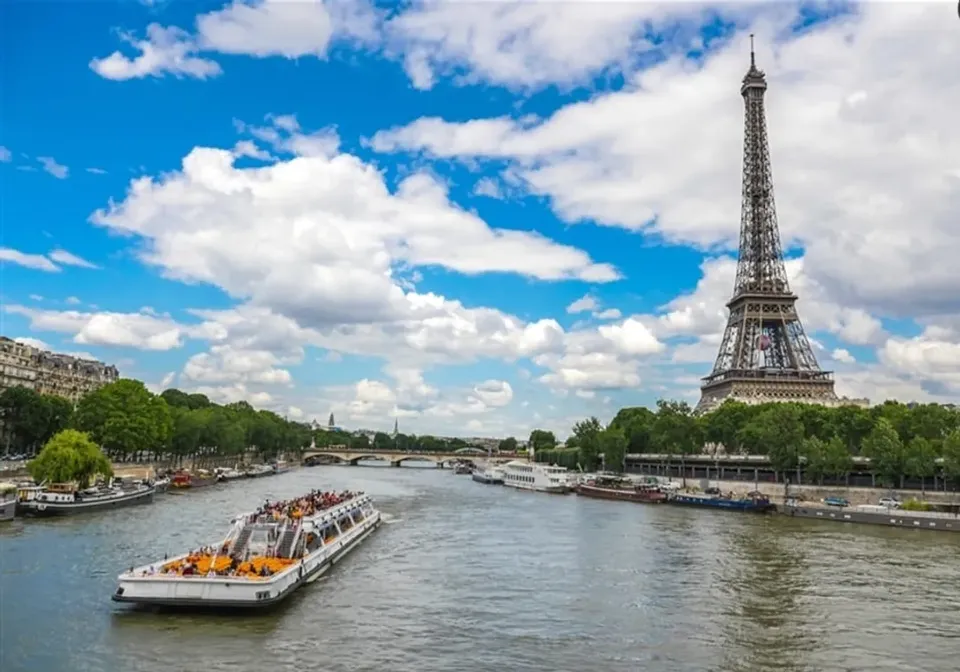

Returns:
302,447,527,467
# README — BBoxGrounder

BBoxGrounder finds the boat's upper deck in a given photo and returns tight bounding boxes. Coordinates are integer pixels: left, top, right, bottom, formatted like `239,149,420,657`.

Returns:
119,492,375,583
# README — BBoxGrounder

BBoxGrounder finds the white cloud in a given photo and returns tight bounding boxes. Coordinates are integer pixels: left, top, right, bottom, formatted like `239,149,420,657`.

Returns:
566,294,597,314
65,296,82,305
0,146,11,162
383,1,720,91
87,168,107,175
36,156,69,179
29,295,44,302
372,5,960,321
182,344,294,386
0,247,60,272
90,24,222,81
5,305,196,351
87,127,617,347
832,348,856,364
595,308,621,320
90,0,381,81
48,249,99,269
472,177,502,199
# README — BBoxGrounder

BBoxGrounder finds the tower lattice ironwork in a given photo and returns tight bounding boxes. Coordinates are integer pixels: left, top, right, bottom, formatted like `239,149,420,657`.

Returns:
696,37,838,414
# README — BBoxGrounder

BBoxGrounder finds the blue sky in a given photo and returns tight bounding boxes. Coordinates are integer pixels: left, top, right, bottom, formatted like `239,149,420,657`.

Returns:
1,1,957,438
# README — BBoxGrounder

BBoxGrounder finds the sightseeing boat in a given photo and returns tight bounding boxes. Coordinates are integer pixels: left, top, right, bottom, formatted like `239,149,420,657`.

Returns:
19,480,155,516
112,490,382,609
271,458,291,475
501,460,572,494
667,490,774,513
575,475,667,504
170,469,217,489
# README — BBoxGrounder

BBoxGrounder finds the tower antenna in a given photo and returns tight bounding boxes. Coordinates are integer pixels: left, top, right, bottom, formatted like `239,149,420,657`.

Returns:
750,33,755,67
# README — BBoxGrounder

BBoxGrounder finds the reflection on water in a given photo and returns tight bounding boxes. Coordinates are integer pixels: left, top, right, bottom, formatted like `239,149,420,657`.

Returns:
2,466,959,672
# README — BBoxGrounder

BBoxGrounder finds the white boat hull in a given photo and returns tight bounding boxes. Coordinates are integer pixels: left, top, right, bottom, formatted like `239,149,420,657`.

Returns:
503,481,570,494
112,508,381,609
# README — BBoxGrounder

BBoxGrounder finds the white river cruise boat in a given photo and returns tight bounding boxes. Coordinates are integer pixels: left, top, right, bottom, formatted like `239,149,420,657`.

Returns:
112,490,381,609
501,460,572,494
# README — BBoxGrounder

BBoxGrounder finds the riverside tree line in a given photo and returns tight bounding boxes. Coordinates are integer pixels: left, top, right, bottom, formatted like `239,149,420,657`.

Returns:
0,379,499,465
529,400,960,490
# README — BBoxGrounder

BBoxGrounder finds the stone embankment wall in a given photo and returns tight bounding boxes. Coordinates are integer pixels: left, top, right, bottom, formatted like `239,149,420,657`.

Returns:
658,476,960,507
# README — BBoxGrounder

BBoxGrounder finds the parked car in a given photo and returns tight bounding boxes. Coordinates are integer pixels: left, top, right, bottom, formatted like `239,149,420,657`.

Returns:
878,497,901,508
824,496,850,507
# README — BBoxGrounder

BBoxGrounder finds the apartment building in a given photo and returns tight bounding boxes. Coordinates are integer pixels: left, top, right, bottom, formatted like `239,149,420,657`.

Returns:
0,336,119,403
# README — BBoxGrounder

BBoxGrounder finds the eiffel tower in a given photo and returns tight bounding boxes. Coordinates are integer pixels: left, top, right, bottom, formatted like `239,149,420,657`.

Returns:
696,37,838,414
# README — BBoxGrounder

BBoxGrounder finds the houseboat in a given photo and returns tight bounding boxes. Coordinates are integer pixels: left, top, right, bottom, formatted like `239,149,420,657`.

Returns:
576,475,667,504
112,490,381,609
667,490,774,513
780,498,960,533
19,480,155,516
472,466,504,485
502,461,571,494
214,467,244,482
245,464,274,478
171,469,217,489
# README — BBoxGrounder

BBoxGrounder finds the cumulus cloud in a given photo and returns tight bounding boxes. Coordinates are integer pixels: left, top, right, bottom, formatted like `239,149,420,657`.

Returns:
90,0,381,81
372,5,960,321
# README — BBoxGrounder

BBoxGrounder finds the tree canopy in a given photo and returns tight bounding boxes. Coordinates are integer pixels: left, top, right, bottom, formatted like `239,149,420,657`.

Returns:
530,398,960,485
28,429,113,487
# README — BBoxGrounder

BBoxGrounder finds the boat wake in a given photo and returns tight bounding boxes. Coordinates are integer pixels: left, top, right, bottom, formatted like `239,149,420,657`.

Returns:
380,513,402,525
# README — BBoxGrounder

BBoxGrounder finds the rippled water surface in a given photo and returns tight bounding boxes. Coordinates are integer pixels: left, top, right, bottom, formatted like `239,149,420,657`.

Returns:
2,466,959,672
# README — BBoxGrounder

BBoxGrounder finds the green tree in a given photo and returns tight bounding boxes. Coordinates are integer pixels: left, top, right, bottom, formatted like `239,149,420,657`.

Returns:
28,429,113,487
703,400,752,453
350,433,371,450
75,379,173,461
528,429,557,452
0,386,53,454
822,436,853,484
169,407,203,465
861,417,906,488
801,436,827,484
905,436,938,496
737,405,804,482
942,429,960,493
571,417,602,471
598,426,627,473
651,400,701,484
497,436,518,453
609,407,657,453
373,431,395,451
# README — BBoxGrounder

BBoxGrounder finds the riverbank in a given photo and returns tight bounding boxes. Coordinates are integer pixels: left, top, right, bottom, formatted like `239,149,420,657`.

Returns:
651,475,960,508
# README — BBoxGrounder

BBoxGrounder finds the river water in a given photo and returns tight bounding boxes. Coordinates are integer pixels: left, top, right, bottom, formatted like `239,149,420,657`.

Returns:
2,465,959,672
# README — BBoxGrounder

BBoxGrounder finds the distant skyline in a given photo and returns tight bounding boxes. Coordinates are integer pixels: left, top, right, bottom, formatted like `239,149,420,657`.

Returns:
1,1,957,439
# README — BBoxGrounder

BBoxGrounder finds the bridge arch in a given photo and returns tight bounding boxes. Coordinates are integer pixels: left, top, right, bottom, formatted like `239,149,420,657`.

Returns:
392,454,444,466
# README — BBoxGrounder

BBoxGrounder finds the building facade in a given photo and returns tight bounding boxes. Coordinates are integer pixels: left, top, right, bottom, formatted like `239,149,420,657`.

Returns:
0,336,119,403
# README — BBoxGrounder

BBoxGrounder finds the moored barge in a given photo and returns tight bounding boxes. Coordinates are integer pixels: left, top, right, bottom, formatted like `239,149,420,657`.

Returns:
780,499,960,533
19,480,155,516
112,490,381,609
576,476,667,503
667,491,774,513
171,469,217,489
